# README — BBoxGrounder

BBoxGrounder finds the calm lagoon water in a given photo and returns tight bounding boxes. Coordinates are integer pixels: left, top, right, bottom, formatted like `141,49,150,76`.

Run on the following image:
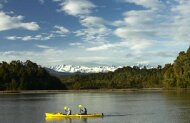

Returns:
0,91,190,123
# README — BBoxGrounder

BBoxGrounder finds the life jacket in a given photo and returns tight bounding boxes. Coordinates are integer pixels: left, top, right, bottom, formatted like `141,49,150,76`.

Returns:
80,107,87,114
67,109,71,115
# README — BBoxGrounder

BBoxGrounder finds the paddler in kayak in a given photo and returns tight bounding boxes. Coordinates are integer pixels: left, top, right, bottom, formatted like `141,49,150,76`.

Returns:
78,105,87,115
64,106,72,115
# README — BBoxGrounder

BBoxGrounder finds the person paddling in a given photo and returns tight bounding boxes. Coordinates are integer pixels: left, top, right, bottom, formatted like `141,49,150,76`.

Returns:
64,106,72,115
67,108,71,115
78,105,87,115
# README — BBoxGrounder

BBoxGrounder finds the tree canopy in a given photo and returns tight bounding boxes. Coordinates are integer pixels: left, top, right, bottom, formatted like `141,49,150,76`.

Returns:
0,60,66,90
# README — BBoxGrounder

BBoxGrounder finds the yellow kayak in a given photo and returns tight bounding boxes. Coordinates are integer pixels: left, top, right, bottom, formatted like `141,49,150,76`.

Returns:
45,112,104,118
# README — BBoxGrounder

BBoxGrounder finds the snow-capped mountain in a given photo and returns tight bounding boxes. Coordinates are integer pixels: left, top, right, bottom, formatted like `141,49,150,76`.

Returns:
48,64,154,73
49,65,122,73
134,63,154,69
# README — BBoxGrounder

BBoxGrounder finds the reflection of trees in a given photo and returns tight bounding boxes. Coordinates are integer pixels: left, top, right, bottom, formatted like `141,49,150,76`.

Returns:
164,91,190,122
65,118,72,123
65,118,88,123
81,118,87,123
45,118,89,123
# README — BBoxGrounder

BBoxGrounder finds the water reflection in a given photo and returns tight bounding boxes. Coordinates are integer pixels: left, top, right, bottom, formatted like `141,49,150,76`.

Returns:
0,91,190,123
163,90,190,123
45,118,88,123
81,118,87,123
64,118,72,123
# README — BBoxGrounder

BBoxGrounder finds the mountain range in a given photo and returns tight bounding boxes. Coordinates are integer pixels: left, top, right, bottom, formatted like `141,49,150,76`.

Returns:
48,64,153,74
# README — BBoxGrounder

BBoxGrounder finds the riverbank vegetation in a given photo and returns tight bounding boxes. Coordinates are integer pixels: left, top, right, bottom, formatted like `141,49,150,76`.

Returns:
0,60,66,90
61,47,190,89
1,47,190,90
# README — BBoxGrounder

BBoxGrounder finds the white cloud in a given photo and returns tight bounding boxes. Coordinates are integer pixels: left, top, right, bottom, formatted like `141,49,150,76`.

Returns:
80,16,105,27
114,0,190,44
76,56,109,63
122,0,163,9
155,51,175,58
6,34,55,41
0,48,114,66
6,25,70,41
0,49,66,66
0,4,3,9
170,0,190,41
69,42,82,46
19,22,40,31
86,39,152,52
53,25,70,35
86,43,116,51
112,20,126,26
129,40,152,51
53,0,111,48
75,16,111,44
35,44,52,49
53,0,96,16
103,0,190,65
75,26,110,44
48,0,190,66
0,41,182,66
0,0,8,9
39,0,45,4
0,11,40,31
2,0,190,67
52,0,62,2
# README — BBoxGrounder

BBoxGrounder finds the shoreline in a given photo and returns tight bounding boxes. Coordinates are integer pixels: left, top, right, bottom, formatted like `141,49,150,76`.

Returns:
0,88,190,94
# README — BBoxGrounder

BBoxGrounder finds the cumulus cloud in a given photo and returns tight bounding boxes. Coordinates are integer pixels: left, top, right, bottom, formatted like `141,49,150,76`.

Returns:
0,11,40,31
3,0,190,66
170,0,190,41
82,0,190,66
53,0,96,16
111,0,190,53
53,0,111,47
114,9,164,41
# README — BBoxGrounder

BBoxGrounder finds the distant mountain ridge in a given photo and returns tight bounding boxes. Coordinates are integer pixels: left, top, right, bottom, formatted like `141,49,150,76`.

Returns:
49,65,121,73
48,64,154,73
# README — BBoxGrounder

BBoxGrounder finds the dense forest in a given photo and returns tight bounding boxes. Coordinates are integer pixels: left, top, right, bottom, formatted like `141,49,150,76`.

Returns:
162,47,190,88
0,60,66,90
61,47,190,89
1,47,190,90
61,65,163,89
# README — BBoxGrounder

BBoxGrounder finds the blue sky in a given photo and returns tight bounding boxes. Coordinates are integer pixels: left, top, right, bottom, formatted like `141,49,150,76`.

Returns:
0,0,190,66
